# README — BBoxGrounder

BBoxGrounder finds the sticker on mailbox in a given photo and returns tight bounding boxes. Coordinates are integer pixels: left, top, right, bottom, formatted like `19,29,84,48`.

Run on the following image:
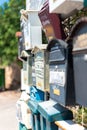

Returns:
50,69,65,86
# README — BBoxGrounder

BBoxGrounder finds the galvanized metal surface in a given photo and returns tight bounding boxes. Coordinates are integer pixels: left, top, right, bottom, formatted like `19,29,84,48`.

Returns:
68,17,87,106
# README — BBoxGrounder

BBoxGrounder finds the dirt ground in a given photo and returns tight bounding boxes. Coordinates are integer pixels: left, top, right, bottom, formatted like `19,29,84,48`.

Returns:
0,90,21,130
0,90,21,99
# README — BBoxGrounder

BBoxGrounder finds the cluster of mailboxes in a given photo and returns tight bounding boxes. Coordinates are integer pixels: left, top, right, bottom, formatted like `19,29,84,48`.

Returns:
46,18,87,107
20,0,87,110
17,0,87,130
37,0,87,107
29,20,87,107
15,1,87,130
29,39,73,129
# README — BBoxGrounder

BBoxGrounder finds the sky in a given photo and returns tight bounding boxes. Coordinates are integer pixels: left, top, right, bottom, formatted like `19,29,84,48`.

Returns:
0,0,9,6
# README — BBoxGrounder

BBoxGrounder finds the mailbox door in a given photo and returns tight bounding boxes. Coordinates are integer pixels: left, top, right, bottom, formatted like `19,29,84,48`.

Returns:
47,39,75,106
72,18,87,106
34,50,49,91
50,64,66,105
73,53,87,106
48,39,67,105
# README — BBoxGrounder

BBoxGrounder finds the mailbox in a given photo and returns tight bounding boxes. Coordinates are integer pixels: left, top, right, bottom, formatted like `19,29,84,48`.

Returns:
70,17,87,106
17,20,25,58
28,45,49,130
49,0,84,19
32,45,49,92
26,0,46,11
16,91,32,130
38,1,65,41
20,8,42,50
16,31,24,59
47,39,75,106
20,51,32,93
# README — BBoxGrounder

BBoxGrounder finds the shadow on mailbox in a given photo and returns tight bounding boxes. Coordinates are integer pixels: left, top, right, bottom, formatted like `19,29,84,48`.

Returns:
47,39,75,106
68,17,87,106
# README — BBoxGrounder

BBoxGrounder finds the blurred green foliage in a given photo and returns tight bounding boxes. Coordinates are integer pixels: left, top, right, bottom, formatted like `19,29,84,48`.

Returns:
72,106,87,128
0,0,26,66
62,8,87,37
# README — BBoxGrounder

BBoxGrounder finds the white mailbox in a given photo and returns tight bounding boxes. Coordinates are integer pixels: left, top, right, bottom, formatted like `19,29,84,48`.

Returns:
21,0,47,50
49,0,84,17
16,93,32,129
27,11,42,49
26,0,46,11
20,8,42,50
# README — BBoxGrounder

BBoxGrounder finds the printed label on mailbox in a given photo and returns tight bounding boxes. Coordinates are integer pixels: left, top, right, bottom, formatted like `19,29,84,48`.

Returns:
53,89,60,95
35,61,44,89
50,69,65,86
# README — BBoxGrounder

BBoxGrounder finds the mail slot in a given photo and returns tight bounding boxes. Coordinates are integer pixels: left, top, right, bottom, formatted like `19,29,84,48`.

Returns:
38,1,65,41
71,17,87,106
47,39,75,106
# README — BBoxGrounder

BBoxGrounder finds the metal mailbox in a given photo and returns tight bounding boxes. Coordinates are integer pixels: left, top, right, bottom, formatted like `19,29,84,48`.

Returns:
16,17,25,58
38,1,65,41
26,0,46,11
28,85,45,130
71,17,87,106
17,26,25,58
28,45,49,130
28,99,42,130
38,100,73,130
20,8,42,50
20,51,32,93
49,0,84,18
32,45,49,92
27,11,42,49
47,39,75,106
16,92,32,130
